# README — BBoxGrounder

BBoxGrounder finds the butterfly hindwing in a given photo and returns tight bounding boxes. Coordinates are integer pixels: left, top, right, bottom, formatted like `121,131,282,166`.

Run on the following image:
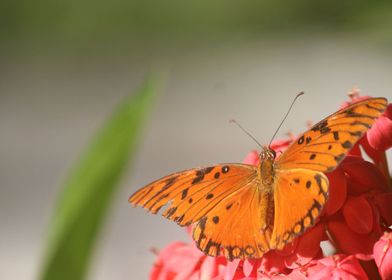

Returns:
270,168,329,249
193,181,274,260
277,97,387,172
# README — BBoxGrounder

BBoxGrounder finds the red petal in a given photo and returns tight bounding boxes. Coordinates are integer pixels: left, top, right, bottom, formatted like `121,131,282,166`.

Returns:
347,142,362,157
285,223,324,269
341,158,389,194
369,200,383,235
275,238,299,257
259,251,288,274
373,193,392,227
326,215,378,260
360,136,383,165
342,196,373,234
324,167,347,216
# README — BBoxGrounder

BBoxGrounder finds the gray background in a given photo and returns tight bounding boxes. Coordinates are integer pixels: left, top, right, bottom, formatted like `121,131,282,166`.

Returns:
1,37,392,279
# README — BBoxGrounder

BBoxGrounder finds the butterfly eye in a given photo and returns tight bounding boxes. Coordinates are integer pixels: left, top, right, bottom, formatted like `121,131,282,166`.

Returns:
270,149,276,159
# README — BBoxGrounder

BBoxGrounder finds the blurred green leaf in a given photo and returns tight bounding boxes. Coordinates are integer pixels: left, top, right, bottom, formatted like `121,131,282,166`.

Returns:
40,77,157,280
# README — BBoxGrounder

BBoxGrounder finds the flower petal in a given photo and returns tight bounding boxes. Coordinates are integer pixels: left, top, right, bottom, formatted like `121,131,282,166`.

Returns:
285,223,324,269
307,255,368,280
341,157,389,194
243,259,257,277
200,257,218,280
342,196,373,234
259,251,288,275
367,104,392,151
374,232,392,280
326,215,378,260
373,192,392,227
243,150,259,165
224,259,241,280
324,167,347,216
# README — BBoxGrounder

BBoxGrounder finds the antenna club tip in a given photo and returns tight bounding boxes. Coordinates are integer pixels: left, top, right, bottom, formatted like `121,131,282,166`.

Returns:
298,91,305,97
229,119,236,123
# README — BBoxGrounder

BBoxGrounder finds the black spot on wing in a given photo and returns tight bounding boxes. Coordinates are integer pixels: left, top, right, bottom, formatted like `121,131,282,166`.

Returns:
334,153,345,162
341,140,352,149
192,167,215,185
222,166,230,174
181,188,188,200
345,108,377,119
350,131,363,137
311,120,331,134
192,175,204,184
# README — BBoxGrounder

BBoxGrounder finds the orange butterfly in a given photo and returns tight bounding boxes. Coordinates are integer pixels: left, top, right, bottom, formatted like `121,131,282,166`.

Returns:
129,97,387,260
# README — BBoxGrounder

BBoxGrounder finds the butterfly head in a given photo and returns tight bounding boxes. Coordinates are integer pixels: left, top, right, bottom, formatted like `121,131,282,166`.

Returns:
259,147,276,161
258,147,276,186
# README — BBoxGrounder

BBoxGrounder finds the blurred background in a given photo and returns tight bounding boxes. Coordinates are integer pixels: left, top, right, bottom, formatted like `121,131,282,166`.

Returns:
1,1,392,279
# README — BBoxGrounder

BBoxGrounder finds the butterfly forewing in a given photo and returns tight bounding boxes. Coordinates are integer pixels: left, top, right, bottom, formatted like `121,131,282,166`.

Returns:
129,164,258,227
276,98,388,172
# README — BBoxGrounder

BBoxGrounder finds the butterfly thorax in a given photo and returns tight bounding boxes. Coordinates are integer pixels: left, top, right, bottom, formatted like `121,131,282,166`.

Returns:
258,148,276,187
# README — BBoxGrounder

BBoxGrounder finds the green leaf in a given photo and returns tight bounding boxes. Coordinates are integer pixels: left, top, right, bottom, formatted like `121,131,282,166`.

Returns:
40,77,157,280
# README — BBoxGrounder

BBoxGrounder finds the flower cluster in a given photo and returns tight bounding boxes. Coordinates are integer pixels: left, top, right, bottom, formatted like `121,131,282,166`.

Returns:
149,94,392,280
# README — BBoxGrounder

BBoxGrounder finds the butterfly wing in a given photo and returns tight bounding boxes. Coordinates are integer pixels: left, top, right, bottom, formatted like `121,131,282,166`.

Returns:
192,180,274,260
130,164,273,259
276,97,388,172
270,168,328,249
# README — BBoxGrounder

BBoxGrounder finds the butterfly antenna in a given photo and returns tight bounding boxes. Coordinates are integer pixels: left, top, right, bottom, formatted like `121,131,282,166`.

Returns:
268,92,304,148
230,119,263,149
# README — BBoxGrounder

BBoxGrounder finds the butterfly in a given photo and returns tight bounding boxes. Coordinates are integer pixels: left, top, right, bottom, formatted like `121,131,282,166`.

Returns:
129,97,388,260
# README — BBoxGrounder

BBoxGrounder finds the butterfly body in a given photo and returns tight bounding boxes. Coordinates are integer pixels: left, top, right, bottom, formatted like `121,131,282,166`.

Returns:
130,97,388,260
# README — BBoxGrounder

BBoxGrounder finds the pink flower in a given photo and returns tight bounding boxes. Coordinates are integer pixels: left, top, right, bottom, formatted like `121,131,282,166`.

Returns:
367,103,392,151
150,242,227,280
306,255,368,280
374,232,392,280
